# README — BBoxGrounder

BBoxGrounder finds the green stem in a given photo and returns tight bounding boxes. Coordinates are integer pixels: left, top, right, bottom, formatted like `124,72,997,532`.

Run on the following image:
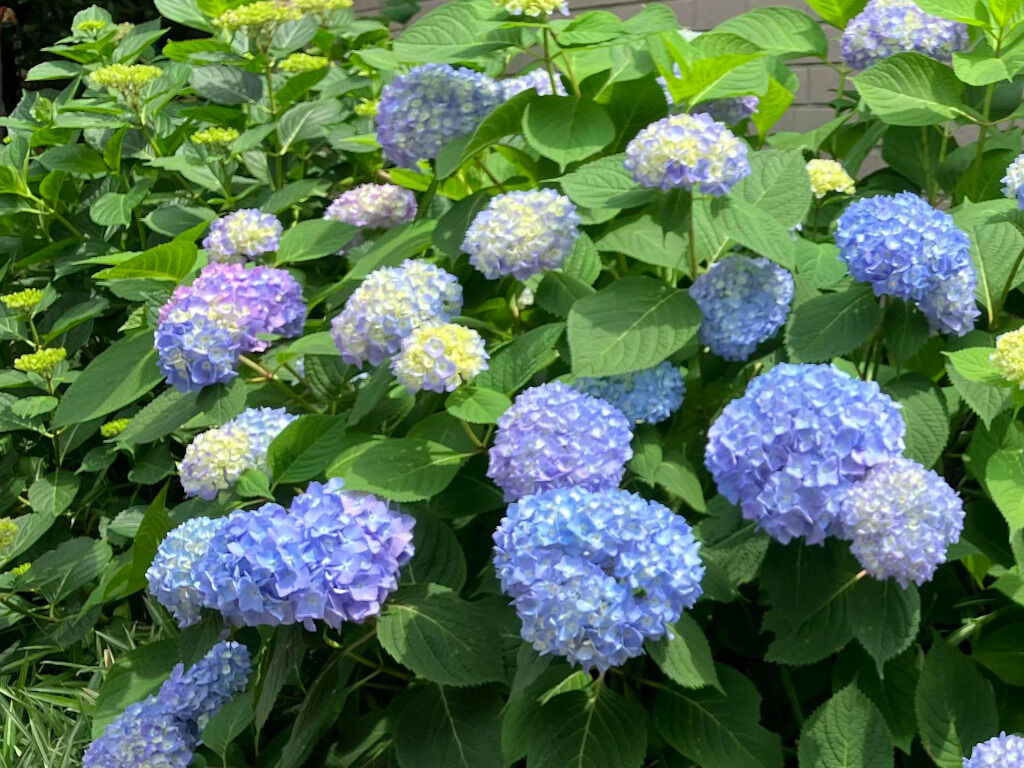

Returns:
541,28,559,94
974,28,1005,168
992,245,1024,328
239,355,319,413
779,666,804,727
473,156,506,192
687,195,698,279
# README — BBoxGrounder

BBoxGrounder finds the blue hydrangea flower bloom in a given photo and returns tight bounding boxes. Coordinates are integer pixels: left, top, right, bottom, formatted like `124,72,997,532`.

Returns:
964,733,1024,767
841,457,964,587
574,362,685,424
323,183,417,229
487,381,633,501
1002,154,1024,209
391,322,489,393
462,189,580,280
195,479,415,630
178,407,296,500
156,263,306,392
705,363,906,544
203,208,282,263
83,641,250,768
624,113,750,194
835,192,979,336
147,516,228,627
377,63,502,168
689,256,795,361
493,487,704,671
331,259,463,367
841,0,968,71
501,68,566,98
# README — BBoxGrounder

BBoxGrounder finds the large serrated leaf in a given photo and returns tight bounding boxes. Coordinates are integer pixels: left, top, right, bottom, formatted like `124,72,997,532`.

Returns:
392,685,503,768
798,685,894,767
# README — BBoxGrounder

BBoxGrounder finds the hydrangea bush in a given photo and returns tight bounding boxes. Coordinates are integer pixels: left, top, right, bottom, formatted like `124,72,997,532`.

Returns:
4,0,1024,765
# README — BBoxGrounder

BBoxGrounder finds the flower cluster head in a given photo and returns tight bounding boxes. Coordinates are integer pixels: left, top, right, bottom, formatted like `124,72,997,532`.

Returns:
835,192,979,336
1002,154,1024,209
705,363,906,544
624,113,750,194
156,263,306,392
462,189,580,280
75,19,109,36
499,0,569,17
993,328,1024,387
376,63,502,168
1,288,43,312
278,52,329,73
964,733,1024,768
493,487,704,670
0,517,17,551
115,22,135,41
807,158,856,198
191,479,414,629
203,208,282,263
331,259,462,367
488,381,633,501
840,0,968,70
840,457,963,587
689,256,795,362
574,362,685,424
83,641,250,768
392,322,488,393
354,99,378,117
147,516,227,626
191,126,240,149
89,63,162,94
501,68,566,99
215,1,302,30
14,347,65,374
101,418,131,438
178,407,297,500
323,183,417,230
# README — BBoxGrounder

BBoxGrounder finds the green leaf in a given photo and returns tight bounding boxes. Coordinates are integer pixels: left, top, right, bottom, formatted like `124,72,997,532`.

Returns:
19,537,111,602
392,685,503,768
654,665,784,768
535,272,596,317
527,687,647,768
26,470,79,516
254,626,305,731
202,691,253,759
154,0,216,31
594,215,688,272
268,414,349,485
986,449,1024,530
278,656,356,768
853,53,965,126
708,197,795,268
847,579,920,670
275,219,357,264
885,375,950,468
557,153,658,210
392,0,515,62
190,65,262,104
54,332,163,427
91,639,178,737
731,149,812,227
944,348,1006,384
116,388,201,445
403,515,467,591
474,323,565,394
94,242,198,282
327,437,464,501
445,387,511,425
696,497,771,601
913,0,988,24
26,60,83,81
714,7,828,58
883,301,930,365
277,100,344,152
523,97,615,167
128,485,171,592
914,640,998,767
804,0,868,28
568,277,702,377
647,614,721,691
436,90,535,179
654,458,706,512
377,584,505,686
38,145,107,175
786,285,880,362
798,685,894,768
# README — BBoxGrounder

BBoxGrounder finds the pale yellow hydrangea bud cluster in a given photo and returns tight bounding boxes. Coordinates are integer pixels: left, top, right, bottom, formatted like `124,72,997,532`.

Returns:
215,1,303,30
10,563,31,576
807,159,856,199
293,0,353,11
14,347,66,374
2,288,44,312
992,327,1024,387
0,518,17,551
75,19,109,36
498,0,569,16
354,100,379,118
101,418,132,438
89,64,162,95
278,52,329,73
191,126,241,149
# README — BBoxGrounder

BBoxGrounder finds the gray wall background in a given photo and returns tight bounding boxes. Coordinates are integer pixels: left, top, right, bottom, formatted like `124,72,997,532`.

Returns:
353,0,843,131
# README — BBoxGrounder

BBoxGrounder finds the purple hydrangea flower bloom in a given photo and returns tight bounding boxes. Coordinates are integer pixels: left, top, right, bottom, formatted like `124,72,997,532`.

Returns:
1002,154,1024,210
83,641,250,768
331,259,463,367
323,183,417,229
377,63,502,168
624,113,750,194
462,189,580,280
194,479,415,630
202,209,282,263
705,363,906,544
147,516,229,627
155,263,306,392
835,192,979,336
493,487,704,671
574,362,685,424
487,381,633,501
841,457,964,587
501,68,566,99
841,0,968,71
178,407,297,500
964,733,1024,767
689,255,795,361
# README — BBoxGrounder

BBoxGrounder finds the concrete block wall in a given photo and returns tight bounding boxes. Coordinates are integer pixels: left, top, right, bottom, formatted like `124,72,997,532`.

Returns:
352,0,847,132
